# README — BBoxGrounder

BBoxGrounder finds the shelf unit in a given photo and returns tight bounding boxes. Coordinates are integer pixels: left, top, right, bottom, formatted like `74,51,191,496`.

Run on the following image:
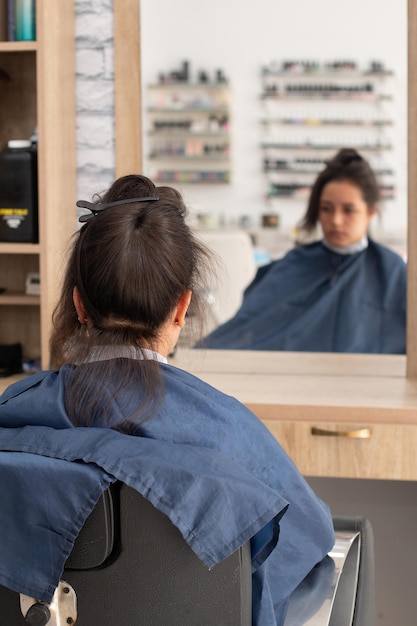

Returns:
145,82,231,184
260,62,395,207
0,2,77,369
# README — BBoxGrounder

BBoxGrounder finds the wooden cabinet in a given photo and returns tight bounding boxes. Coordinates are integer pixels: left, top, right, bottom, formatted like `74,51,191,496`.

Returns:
0,1,77,369
263,419,417,481
169,349,417,482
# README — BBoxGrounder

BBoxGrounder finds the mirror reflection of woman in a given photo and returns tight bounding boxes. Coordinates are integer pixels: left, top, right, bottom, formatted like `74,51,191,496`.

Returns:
199,148,407,353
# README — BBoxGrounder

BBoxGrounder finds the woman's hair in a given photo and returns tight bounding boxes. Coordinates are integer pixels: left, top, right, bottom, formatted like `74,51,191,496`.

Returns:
50,174,214,430
298,148,381,234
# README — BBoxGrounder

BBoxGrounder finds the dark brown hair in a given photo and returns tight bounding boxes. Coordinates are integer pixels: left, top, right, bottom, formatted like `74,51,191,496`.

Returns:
298,148,381,234
50,174,214,429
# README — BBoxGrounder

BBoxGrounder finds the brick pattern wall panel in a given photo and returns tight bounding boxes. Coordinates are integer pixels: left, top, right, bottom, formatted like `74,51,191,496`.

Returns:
75,0,115,203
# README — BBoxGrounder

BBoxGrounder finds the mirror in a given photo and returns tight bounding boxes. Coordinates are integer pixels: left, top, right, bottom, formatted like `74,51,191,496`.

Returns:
137,0,407,350
140,0,407,239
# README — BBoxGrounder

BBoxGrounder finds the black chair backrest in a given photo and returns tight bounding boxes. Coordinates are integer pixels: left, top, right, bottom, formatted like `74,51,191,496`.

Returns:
1,482,252,626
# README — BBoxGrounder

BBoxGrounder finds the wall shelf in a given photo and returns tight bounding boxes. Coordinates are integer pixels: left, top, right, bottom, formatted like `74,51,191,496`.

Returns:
262,70,394,78
0,41,37,52
266,186,396,200
149,155,230,161
263,165,394,175
261,93,392,102
260,59,396,212
260,118,393,127
148,130,229,137
0,243,40,254
0,1,76,367
147,107,229,113
0,293,40,306
261,143,392,151
145,80,231,184
155,171,230,184
147,81,230,89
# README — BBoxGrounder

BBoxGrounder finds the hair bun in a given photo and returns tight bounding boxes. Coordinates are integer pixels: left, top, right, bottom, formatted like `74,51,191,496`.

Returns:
332,148,363,167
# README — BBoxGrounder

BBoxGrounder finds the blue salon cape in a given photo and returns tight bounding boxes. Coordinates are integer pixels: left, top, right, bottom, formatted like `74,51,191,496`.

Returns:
198,239,406,353
0,362,334,625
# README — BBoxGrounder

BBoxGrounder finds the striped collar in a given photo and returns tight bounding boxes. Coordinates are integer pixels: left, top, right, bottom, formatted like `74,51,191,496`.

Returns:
86,345,168,364
322,236,368,255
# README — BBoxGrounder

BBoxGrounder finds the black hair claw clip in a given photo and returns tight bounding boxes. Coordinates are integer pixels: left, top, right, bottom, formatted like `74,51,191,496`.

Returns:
77,196,159,223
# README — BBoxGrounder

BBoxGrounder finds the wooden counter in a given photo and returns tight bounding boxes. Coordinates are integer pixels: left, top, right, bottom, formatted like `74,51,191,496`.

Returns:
170,350,417,481
2,350,417,480
0,374,28,395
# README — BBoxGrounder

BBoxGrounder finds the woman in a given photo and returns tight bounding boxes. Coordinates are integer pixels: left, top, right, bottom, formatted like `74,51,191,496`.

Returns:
0,174,334,625
198,148,407,353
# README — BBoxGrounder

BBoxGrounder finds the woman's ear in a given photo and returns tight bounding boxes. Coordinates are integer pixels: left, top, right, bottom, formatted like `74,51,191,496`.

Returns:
73,286,88,323
174,290,192,328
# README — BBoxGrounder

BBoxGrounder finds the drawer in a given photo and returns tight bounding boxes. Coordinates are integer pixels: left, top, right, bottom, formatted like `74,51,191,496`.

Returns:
262,420,417,480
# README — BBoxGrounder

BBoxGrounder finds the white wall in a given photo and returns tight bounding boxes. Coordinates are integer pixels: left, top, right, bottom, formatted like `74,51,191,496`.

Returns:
140,0,407,241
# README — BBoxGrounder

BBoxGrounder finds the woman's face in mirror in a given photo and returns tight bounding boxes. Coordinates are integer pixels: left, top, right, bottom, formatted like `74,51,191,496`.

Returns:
318,180,376,248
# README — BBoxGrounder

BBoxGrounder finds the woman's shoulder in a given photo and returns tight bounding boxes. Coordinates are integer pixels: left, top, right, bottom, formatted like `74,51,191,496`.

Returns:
0,367,76,428
164,361,243,401
240,241,326,299
0,369,57,403
282,240,326,261
0,365,78,403
157,362,290,469
260,241,324,271
162,361,262,420
368,238,407,268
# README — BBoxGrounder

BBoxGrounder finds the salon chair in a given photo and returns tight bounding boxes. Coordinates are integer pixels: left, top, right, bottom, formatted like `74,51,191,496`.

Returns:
284,515,375,626
331,516,375,626
196,229,256,326
0,481,252,625
0,488,375,626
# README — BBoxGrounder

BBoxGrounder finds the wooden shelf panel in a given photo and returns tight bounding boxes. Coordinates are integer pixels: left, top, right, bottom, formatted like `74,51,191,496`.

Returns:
262,71,394,79
260,118,393,127
261,93,392,102
149,155,230,162
147,82,229,89
263,167,394,175
261,143,391,152
0,243,40,254
148,107,229,114
148,131,229,137
155,179,230,185
0,41,37,52
0,292,40,305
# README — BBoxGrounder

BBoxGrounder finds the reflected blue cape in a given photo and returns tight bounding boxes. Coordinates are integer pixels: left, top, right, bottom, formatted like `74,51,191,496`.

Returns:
0,363,334,624
198,239,406,353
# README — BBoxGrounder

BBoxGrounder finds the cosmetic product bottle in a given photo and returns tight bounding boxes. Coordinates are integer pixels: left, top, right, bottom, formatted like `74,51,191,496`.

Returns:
15,0,36,41
0,139,38,242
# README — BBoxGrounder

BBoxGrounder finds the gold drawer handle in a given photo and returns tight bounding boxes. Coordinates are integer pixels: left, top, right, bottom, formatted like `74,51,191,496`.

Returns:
311,426,372,439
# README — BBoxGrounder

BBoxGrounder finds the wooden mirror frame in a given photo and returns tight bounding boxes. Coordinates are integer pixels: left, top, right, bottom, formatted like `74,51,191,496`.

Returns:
114,0,142,177
113,0,416,376
408,0,417,376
